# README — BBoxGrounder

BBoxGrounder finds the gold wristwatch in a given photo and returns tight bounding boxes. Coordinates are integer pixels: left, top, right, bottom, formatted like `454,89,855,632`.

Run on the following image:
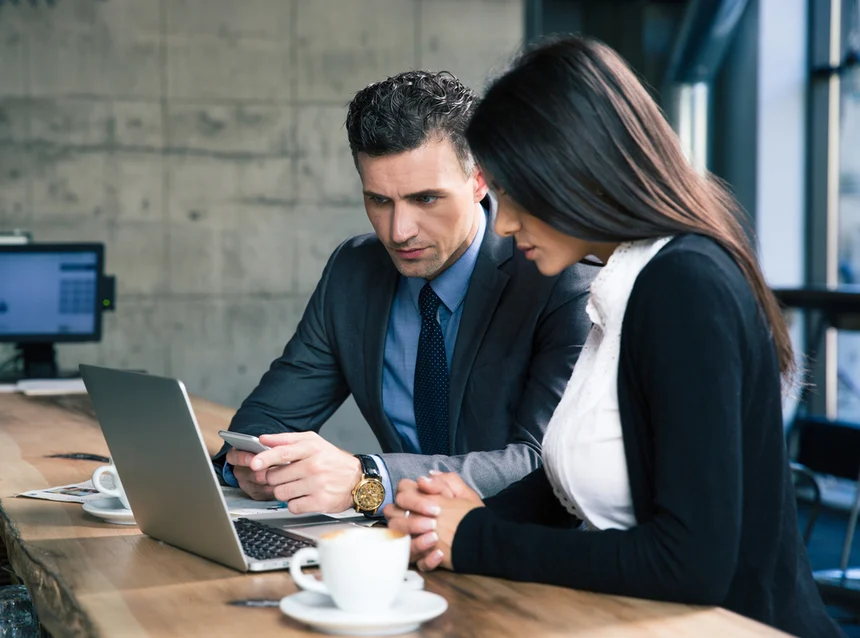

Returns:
352,454,386,515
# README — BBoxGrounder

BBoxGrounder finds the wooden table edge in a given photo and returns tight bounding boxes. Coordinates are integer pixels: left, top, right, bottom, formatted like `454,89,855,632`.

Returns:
1,502,97,637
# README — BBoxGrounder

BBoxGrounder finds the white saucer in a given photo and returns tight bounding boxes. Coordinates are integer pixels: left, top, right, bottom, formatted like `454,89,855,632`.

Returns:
279,590,447,636
82,498,137,525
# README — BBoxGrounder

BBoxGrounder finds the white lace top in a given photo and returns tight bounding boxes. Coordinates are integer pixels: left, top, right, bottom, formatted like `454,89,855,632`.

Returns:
542,237,673,531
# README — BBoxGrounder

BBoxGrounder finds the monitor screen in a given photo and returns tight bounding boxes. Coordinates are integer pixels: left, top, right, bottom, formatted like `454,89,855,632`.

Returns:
0,243,104,342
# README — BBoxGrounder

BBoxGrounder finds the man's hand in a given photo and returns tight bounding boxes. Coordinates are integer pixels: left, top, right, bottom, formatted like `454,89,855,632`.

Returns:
225,447,276,501
253,432,363,514
385,472,484,572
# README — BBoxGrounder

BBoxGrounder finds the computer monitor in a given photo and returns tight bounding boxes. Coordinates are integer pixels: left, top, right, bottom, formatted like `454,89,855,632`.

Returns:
0,243,109,378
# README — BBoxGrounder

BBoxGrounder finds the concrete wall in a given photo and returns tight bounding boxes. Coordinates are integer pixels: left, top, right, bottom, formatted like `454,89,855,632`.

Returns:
0,0,523,450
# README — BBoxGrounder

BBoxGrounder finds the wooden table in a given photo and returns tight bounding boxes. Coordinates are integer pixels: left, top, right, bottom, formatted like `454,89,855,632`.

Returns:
0,393,785,637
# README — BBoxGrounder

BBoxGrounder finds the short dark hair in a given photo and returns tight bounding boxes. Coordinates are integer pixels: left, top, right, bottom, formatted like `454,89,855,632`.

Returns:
345,70,477,174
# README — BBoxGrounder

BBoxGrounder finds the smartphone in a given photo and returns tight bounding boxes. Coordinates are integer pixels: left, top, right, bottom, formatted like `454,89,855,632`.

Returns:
218,430,271,454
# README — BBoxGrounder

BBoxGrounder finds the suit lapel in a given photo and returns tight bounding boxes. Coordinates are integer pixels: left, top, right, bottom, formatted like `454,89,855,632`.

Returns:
447,203,513,451
363,252,404,452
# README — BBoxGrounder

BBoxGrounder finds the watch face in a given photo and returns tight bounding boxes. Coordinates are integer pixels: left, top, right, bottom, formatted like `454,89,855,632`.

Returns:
355,479,385,511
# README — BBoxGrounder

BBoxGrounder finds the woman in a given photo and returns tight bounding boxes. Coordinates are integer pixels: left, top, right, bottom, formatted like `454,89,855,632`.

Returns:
385,36,841,637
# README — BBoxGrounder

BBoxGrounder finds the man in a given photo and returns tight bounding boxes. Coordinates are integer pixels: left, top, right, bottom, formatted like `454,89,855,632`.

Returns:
216,70,596,516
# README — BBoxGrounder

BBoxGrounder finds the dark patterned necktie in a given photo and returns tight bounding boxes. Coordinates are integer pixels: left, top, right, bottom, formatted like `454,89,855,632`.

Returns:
414,283,450,455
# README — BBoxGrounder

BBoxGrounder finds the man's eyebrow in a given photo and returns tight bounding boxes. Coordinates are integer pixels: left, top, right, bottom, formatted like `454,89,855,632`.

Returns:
362,189,448,199
403,189,447,199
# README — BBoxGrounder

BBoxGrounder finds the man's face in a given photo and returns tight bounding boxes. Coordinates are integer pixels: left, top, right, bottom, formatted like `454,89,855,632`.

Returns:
358,138,488,280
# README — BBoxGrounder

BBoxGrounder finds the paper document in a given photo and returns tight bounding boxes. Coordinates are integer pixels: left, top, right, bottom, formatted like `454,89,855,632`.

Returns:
17,378,87,396
17,480,103,503
221,487,364,521
18,482,368,523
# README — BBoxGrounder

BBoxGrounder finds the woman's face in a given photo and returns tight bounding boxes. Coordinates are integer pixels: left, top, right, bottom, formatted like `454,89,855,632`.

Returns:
494,191,613,275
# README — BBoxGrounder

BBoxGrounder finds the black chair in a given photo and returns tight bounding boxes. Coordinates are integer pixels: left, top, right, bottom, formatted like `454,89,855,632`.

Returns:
791,461,823,546
790,416,860,594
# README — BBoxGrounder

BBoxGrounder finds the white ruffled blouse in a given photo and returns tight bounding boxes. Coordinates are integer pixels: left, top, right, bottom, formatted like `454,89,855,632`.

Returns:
542,237,673,531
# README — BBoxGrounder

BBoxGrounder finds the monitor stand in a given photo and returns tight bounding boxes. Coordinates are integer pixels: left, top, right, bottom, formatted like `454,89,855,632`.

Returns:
18,342,59,379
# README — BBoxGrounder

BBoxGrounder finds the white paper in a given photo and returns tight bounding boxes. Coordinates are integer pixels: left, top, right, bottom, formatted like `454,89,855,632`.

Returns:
221,487,366,522
17,378,87,396
17,482,368,523
222,487,294,518
17,480,103,503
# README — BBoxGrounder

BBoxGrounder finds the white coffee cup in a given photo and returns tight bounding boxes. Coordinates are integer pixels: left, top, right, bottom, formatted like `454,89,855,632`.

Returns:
91,463,130,510
290,527,410,613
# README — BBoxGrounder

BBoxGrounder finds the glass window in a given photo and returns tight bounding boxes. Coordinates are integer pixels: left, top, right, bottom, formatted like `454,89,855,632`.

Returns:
835,0,860,418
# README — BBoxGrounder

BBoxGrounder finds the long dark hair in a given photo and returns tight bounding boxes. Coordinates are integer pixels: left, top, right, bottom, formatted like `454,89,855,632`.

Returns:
467,36,793,380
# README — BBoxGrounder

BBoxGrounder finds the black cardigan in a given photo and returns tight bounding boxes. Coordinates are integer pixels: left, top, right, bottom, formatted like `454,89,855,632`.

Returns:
452,235,842,637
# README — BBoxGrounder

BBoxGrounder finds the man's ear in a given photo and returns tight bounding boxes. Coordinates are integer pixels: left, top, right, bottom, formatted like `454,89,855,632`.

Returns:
472,164,489,202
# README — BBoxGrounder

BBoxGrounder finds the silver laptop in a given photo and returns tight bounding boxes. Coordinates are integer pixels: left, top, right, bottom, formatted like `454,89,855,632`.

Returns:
79,364,362,572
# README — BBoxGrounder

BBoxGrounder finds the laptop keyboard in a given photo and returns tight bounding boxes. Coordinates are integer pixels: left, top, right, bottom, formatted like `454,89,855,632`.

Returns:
234,517,316,561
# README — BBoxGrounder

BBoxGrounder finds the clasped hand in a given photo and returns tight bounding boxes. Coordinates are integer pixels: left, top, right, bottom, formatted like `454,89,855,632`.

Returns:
384,472,484,572
224,432,362,514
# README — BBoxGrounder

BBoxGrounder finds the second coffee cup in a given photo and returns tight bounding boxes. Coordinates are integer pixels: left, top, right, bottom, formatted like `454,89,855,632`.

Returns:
91,462,131,510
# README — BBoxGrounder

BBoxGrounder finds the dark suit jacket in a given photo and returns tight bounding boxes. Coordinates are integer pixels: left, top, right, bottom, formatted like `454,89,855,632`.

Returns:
219,205,597,496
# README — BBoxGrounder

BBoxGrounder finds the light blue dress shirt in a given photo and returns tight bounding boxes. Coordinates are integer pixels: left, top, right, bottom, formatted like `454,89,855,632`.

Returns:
371,209,486,511
224,209,487,515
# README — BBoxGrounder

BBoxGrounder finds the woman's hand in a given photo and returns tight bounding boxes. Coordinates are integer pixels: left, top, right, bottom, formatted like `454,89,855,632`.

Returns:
384,472,484,571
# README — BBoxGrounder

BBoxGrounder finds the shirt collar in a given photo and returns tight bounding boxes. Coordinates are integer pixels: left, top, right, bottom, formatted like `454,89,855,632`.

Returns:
586,237,674,330
406,204,487,313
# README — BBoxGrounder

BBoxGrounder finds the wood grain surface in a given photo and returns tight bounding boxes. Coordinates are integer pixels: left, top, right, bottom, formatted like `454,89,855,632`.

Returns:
0,394,786,637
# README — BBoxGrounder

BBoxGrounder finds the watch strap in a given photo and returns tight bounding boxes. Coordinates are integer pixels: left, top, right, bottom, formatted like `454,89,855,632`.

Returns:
354,454,381,480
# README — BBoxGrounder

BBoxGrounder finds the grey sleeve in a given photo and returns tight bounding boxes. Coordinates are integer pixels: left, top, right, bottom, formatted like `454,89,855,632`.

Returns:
380,269,592,497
